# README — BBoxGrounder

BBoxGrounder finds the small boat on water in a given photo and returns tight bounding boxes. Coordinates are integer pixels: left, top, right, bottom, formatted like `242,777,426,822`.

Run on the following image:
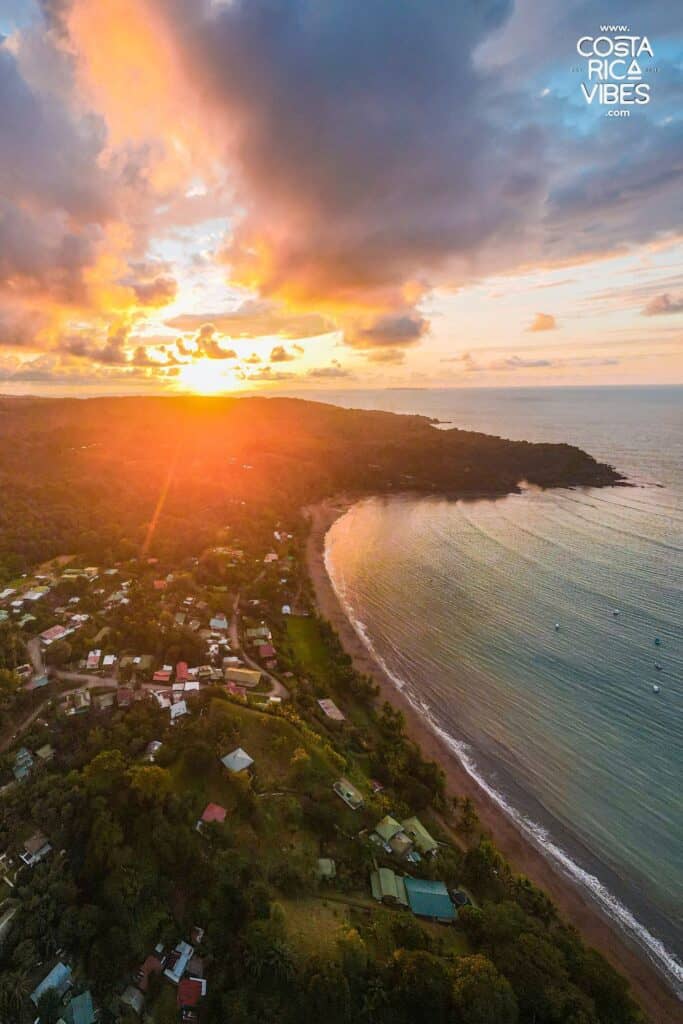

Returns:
655,663,663,671
612,609,620,616
654,637,662,646
653,685,660,694
554,623,560,631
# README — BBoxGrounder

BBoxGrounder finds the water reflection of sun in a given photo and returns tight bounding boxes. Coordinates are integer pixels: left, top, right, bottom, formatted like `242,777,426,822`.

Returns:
176,359,241,395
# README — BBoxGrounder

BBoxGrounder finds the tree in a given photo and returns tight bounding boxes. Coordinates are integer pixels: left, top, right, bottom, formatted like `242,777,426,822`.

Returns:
304,959,352,1024
44,639,72,667
0,969,30,1021
385,949,452,1024
126,764,172,803
451,955,518,1024
36,986,64,1024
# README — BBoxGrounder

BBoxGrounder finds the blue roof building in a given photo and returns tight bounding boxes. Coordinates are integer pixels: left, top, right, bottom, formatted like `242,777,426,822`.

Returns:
63,990,96,1024
404,878,457,922
31,961,72,1005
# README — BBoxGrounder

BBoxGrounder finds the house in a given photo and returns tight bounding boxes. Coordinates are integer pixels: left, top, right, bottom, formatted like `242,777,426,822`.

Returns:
31,961,72,1005
318,698,345,722
117,687,134,707
120,985,144,1015
373,815,413,858
135,954,163,992
170,700,188,721
13,747,33,782
164,940,194,984
20,831,52,866
258,643,276,660
153,579,167,591
86,650,101,670
153,668,172,683
71,689,91,713
209,613,228,631
316,858,336,881
145,740,163,761
176,661,189,683
102,654,117,670
40,624,73,645
220,747,254,773
402,817,439,857
62,989,96,1024
35,743,55,763
245,625,271,641
224,666,261,688
197,803,226,831
370,867,408,907
333,777,364,810
404,878,456,923
178,977,206,1009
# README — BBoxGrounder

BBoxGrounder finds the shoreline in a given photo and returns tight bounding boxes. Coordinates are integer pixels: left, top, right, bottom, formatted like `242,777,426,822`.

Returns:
305,496,681,1024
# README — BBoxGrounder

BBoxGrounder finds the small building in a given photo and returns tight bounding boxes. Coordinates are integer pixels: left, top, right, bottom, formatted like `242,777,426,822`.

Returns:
40,624,73,645
145,740,163,762
35,744,55,763
177,977,206,1009
197,803,227,831
70,688,91,713
176,661,189,683
117,687,134,708
20,831,52,866
13,747,33,782
402,817,439,857
153,668,172,683
92,691,116,710
333,777,364,810
102,654,117,670
281,604,291,615
220,747,254,774
370,867,408,907
316,858,336,881
164,940,194,985
318,698,345,722
245,626,271,641
224,666,261,688
86,650,101,670
258,643,276,660
210,614,228,631
31,961,72,1005
404,878,456,923
62,989,96,1024
373,815,413,858
120,985,144,1016
170,700,188,721
135,954,163,992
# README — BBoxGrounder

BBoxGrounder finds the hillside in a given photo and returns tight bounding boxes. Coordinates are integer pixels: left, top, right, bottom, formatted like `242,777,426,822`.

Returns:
0,395,622,573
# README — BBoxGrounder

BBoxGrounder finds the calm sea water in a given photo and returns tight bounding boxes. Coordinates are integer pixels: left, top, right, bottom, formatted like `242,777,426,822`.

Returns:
312,387,682,995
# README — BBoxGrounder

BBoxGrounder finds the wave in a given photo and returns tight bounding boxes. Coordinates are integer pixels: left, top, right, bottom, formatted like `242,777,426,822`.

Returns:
324,531,683,999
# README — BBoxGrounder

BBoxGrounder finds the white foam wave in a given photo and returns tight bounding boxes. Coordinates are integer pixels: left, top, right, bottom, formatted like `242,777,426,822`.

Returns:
324,536,683,999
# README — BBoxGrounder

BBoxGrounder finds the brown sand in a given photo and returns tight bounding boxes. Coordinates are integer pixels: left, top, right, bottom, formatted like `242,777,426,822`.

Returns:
305,497,681,1024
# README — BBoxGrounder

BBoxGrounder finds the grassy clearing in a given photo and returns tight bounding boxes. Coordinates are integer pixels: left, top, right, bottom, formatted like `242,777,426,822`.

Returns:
285,616,334,683
280,897,350,959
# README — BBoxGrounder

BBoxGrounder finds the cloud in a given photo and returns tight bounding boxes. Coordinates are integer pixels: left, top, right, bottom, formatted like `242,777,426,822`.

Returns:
244,364,294,381
348,312,428,350
269,344,296,362
192,324,237,360
307,365,353,379
527,312,557,332
166,300,334,339
243,352,262,364
642,293,683,316
366,348,406,364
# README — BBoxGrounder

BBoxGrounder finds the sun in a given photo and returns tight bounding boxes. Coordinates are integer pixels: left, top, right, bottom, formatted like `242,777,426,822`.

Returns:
176,358,240,395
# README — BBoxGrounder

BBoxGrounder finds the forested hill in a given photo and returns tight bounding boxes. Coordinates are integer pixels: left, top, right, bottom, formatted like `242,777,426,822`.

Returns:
0,395,622,571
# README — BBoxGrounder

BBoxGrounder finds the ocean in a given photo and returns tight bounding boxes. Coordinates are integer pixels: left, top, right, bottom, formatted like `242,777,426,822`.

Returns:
305,386,682,996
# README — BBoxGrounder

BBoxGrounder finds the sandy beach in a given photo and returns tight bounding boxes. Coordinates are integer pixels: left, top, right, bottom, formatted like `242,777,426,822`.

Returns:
305,496,681,1024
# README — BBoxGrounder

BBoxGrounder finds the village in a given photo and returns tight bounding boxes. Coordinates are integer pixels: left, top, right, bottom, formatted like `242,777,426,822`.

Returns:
0,518,480,1024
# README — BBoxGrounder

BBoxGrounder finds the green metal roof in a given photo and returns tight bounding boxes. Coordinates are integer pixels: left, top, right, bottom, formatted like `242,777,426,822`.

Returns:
402,816,438,853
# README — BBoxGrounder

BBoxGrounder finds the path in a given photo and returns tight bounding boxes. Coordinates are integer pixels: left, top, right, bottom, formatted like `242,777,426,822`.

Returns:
229,593,289,700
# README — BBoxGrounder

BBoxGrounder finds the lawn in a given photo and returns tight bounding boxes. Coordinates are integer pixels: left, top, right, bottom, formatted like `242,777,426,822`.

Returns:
285,616,334,684
280,897,350,959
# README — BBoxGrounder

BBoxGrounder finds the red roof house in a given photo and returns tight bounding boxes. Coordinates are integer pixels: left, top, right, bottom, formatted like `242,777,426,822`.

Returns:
117,687,134,707
258,643,276,659
200,803,227,824
178,978,205,1008
176,661,189,683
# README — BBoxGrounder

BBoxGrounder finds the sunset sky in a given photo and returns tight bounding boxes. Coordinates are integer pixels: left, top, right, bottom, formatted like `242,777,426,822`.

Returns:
1,0,681,395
